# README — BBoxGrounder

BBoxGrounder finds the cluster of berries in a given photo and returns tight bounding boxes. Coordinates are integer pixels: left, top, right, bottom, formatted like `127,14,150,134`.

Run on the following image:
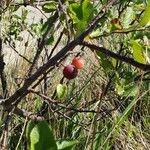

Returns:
63,57,85,80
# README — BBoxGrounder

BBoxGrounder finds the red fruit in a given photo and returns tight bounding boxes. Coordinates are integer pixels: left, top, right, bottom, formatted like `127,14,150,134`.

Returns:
72,57,85,69
63,64,78,80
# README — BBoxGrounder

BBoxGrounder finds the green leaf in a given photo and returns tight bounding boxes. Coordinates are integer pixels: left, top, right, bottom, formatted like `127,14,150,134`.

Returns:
41,16,54,34
22,9,28,21
140,0,150,26
31,23,41,34
115,83,124,95
68,0,94,34
123,84,139,97
89,29,101,39
12,14,21,20
57,140,78,150
42,2,57,13
56,84,67,99
112,58,117,68
68,3,82,22
130,40,146,64
75,20,87,32
82,0,94,22
26,121,36,142
46,36,54,45
41,20,49,34
115,79,139,97
30,121,57,150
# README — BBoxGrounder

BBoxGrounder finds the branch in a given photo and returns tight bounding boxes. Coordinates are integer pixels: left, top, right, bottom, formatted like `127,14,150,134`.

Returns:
14,107,44,121
7,40,32,64
81,41,150,71
48,29,64,59
0,38,8,97
134,71,150,81
27,0,66,76
27,11,59,76
29,89,115,115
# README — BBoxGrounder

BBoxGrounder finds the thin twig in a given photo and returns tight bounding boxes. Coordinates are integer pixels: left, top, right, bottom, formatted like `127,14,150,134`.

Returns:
14,107,44,121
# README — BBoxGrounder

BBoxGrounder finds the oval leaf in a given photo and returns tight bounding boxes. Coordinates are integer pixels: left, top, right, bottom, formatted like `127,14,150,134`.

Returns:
42,2,57,13
26,121,36,148
82,0,94,22
130,40,146,64
123,84,139,97
30,121,57,150
140,0,150,26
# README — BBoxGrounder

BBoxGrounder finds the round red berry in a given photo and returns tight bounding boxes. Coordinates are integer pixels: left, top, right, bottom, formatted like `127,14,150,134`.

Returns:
72,57,85,69
63,64,78,80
